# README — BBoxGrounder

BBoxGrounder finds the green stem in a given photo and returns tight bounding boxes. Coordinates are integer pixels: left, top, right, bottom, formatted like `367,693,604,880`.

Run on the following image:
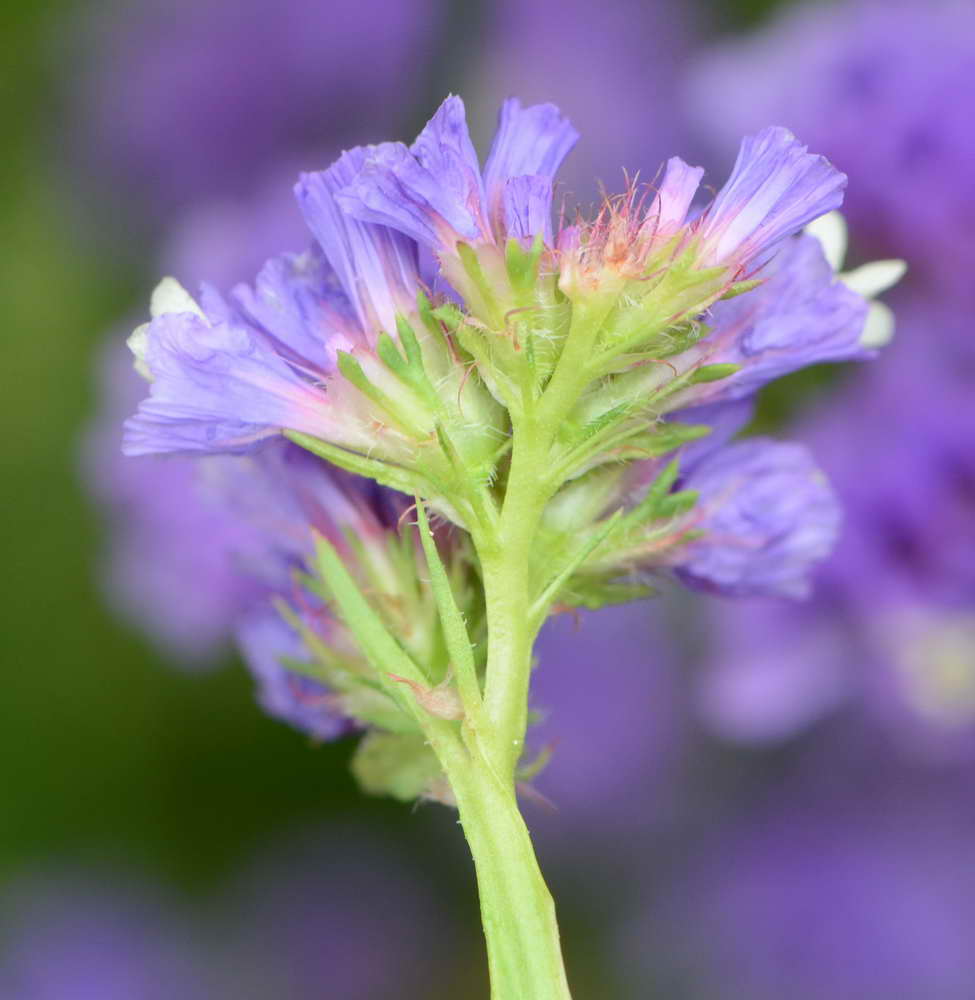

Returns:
440,737,572,1000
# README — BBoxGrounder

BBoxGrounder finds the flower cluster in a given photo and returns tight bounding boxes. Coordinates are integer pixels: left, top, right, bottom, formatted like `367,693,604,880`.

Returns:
118,96,895,797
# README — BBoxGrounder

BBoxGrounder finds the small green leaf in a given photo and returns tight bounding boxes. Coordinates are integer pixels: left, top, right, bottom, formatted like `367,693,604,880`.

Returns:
560,579,656,610
654,488,699,519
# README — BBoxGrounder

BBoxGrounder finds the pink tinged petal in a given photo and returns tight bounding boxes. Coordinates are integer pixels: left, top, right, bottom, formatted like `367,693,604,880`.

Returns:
122,311,335,456
698,126,846,267
647,157,704,242
295,151,421,335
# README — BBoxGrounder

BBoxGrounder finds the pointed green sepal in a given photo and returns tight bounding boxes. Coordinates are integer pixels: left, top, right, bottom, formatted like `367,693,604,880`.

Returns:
721,277,764,300
414,499,483,715
284,430,425,496
688,363,740,384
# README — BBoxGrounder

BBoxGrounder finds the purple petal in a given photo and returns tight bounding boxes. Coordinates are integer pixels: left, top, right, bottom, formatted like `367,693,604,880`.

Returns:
648,157,704,240
693,234,870,402
231,249,350,372
483,98,578,233
295,151,421,334
122,311,334,456
503,174,557,243
337,96,488,250
698,126,846,266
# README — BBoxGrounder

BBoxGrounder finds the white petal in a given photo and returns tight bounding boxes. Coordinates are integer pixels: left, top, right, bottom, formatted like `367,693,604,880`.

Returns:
804,211,847,271
859,301,896,349
842,259,907,299
126,323,153,381
149,276,206,320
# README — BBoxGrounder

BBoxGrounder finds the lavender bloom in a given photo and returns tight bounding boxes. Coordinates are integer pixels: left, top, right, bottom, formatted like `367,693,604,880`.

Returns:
686,233,870,404
72,0,441,217
122,300,339,456
337,95,578,252
684,0,975,293
675,438,841,599
295,150,423,335
124,145,434,459
696,127,846,268
0,874,207,1000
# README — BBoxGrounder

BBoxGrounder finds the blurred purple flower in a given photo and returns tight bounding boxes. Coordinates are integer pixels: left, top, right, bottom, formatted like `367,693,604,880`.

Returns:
625,779,975,1000
85,342,269,662
675,438,841,600
0,873,206,1000
71,0,442,217
685,0,975,294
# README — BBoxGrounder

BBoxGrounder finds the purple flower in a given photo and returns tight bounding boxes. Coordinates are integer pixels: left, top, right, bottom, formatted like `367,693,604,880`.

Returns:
684,0,975,294
85,341,270,661
683,233,870,404
122,301,339,457
337,95,578,252
675,438,841,599
483,98,580,241
695,126,846,269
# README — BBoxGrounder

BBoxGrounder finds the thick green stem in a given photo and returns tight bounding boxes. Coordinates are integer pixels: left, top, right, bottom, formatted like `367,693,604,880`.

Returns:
442,740,572,1000
478,420,550,776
